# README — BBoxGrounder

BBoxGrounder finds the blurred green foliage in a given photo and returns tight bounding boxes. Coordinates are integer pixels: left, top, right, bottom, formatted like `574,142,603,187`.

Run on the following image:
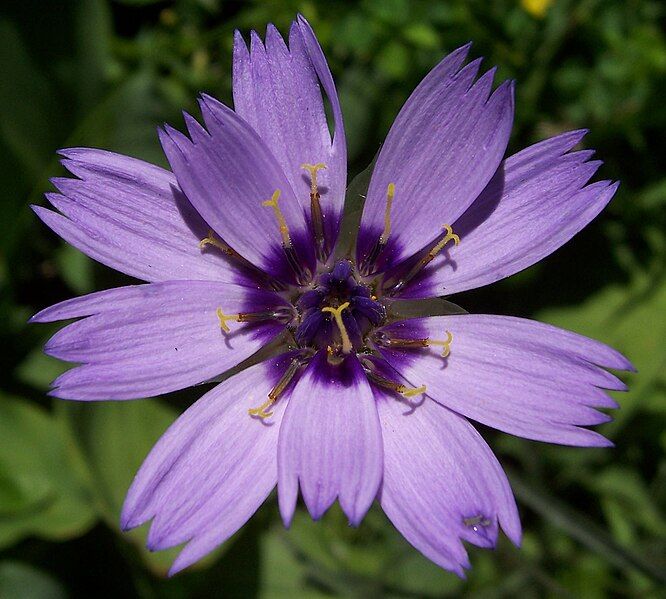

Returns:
0,0,665,597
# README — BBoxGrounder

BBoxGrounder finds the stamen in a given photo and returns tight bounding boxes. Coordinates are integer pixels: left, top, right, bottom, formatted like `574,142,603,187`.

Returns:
216,307,289,333
362,362,427,398
399,384,427,398
302,163,327,259
248,355,304,419
321,301,353,354
427,224,460,258
381,182,395,244
301,163,327,197
427,331,454,357
247,397,275,420
361,183,396,274
198,229,235,256
262,189,291,247
374,331,453,359
388,224,460,295
216,307,239,333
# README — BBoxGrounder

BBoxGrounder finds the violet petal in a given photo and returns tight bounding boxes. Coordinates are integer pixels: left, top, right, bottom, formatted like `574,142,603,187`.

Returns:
379,314,634,446
34,149,234,283
277,351,383,526
39,281,288,400
159,96,315,281
395,130,620,298
121,356,293,575
233,17,346,251
377,390,521,577
357,45,514,271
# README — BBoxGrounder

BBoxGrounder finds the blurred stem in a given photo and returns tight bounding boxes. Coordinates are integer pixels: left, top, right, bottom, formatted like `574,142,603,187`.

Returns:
508,468,666,585
520,0,598,125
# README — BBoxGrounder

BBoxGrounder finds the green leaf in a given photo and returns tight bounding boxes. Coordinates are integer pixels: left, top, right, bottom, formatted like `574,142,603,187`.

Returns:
55,244,95,295
16,345,68,391
258,525,330,599
59,397,224,575
334,157,376,261
74,0,113,112
0,395,96,548
58,399,183,574
403,23,440,49
538,272,666,435
376,41,410,80
0,19,59,177
0,561,67,599
508,469,666,585
593,466,666,544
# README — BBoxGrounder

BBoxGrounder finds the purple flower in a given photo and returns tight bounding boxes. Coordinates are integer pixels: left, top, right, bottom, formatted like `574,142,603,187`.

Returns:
31,16,633,577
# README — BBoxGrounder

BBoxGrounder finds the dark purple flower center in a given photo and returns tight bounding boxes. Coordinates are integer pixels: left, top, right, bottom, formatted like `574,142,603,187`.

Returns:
294,260,385,352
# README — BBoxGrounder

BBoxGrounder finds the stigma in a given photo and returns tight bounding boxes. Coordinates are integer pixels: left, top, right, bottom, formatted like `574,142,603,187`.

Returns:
321,302,353,354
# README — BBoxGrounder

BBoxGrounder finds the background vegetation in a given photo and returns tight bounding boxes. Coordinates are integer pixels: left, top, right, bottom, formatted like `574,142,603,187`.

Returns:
1,0,665,597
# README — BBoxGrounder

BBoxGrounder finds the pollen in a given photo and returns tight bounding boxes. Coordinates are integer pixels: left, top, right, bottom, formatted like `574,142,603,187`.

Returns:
428,330,454,357
381,182,396,244
198,229,234,255
262,189,292,247
302,163,328,258
248,355,305,420
301,163,327,196
216,307,240,333
248,396,276,419
321,301,353,354
428,224,460,258
399,384,427,398
386,224,460,294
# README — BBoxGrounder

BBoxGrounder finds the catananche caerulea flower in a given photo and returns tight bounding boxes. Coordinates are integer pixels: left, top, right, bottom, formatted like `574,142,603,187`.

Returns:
32,16,633,576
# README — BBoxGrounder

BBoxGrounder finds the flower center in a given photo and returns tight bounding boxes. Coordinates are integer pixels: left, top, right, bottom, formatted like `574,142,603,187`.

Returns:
294,260,385,354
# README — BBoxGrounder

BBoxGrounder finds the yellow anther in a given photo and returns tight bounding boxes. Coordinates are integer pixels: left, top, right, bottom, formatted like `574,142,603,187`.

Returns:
428,224,460,259
399,384,427,398
428,331,453,357
321,301,353,354
262,189,291,247
301,163,327,196
216,307,240,333
248,355,304,420
248,397,276,420
199,229,233,255
381,183,396,243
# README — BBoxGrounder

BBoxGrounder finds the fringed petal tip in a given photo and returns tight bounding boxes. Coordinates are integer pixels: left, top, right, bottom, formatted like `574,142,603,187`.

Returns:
159,92,316,281
356,45,515,271
401,139,620,299
610,346,636,374
119,361,287,576
380,314,627,447
277,353,383,529
32,146,237,284
378,391,521,577
34,282,288,401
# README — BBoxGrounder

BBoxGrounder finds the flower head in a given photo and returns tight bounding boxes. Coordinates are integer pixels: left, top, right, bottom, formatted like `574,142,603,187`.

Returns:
32,15,633,577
